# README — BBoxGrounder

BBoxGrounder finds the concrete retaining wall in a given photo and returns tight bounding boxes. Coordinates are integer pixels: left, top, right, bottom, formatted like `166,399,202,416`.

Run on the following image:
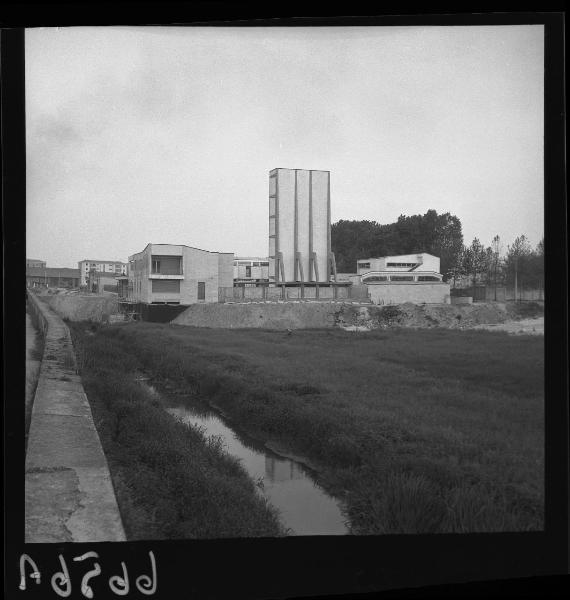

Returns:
367,282,450,305
45,293,119,322
26,293,125,542
219,285,370,303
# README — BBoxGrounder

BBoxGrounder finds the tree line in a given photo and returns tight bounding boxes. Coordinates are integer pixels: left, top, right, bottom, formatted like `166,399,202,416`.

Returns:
450,234,544,292
331,210,544,290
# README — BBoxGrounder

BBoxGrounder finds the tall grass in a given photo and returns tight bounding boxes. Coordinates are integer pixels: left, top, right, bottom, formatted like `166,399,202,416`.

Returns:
69,324,285,539
73,322,544,534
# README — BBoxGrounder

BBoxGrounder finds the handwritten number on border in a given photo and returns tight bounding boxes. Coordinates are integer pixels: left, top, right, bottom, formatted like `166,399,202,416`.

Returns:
19,551,157,597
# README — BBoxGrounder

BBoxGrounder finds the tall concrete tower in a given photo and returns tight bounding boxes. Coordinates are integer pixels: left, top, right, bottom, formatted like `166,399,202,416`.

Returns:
268,168,337,284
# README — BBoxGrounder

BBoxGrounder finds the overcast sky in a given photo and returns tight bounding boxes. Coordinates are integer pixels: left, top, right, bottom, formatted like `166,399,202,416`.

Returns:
26,25,544,268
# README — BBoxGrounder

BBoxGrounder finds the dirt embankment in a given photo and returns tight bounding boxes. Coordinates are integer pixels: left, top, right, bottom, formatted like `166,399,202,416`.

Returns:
335,302,544,331
39,292,119,323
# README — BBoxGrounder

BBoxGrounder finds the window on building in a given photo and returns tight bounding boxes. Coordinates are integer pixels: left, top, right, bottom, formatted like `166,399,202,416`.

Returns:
418,276,440,281
390,275,414,281
261,262,269,267
152,279,180,293
151,255,182,275
364,276,388,282
246,266,252,277
387,262,416,268
197,281,206,300
358,262,371,269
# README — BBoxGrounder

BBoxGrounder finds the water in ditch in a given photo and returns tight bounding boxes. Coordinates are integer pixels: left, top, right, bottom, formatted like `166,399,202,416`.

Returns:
140,379,349,536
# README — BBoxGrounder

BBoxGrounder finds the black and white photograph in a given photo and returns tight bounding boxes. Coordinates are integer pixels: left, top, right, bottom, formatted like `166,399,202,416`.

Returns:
5,10,567,599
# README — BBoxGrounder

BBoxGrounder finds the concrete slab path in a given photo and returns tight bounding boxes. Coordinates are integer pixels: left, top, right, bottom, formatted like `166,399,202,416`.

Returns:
26,294,126,543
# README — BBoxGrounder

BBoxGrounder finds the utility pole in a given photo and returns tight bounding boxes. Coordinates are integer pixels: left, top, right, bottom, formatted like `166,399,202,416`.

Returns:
492,234,501,302
514,256,518,302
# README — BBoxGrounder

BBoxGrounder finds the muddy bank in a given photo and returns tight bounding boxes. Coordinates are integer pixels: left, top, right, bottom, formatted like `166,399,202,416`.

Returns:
41,292,119,323
172,300,543,331
335,302,544,331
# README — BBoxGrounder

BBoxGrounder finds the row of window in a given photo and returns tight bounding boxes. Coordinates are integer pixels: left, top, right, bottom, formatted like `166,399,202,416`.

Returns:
142,279,207,300
363,275,441,282
358,262,420,269
234,261,270,267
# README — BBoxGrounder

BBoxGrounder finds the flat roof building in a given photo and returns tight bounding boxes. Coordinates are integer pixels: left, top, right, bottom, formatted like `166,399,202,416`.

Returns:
126,243,233,306
233,257,270,286
355,253,448,305
356,253,442,282
26,258,46,269
26,267,81,289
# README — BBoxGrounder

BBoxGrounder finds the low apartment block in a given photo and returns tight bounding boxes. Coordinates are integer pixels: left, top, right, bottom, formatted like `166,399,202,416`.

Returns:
233,257,270,286
125,243,234,305
78,259,128,286
26,258,47,269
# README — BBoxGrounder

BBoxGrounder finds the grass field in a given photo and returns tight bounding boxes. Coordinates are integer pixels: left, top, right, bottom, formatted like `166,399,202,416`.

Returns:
71,322,544,535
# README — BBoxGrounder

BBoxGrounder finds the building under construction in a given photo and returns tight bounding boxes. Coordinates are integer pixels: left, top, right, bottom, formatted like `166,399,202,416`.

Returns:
268,168,347,295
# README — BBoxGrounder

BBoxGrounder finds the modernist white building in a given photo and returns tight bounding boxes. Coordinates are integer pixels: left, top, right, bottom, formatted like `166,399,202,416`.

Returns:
78,259,127,286
233,257,270,286
126,243,233,305
356,253,443,282
356,253,448,305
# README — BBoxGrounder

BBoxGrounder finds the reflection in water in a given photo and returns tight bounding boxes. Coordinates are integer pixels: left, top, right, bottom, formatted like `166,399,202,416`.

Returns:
265,456,303,483
164,400,348,536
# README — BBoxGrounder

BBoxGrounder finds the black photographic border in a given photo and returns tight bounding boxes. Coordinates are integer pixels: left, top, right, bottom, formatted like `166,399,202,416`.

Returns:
3,7,567,599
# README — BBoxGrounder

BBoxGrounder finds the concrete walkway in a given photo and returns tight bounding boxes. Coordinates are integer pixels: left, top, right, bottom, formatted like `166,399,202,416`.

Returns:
26,294,126,543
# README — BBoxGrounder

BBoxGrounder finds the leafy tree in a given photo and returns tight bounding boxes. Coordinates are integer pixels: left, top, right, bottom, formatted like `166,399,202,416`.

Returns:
488,235,505,299
529,237,544,291
461,238,491,289
504,235,533,292
332,210,463,276
430,212,464,280
502,234,544,298
447,246,467,288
